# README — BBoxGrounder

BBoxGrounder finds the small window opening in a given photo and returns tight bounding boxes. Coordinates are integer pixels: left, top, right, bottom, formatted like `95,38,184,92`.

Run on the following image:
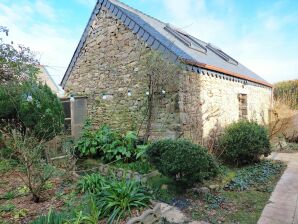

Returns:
238,94,248,120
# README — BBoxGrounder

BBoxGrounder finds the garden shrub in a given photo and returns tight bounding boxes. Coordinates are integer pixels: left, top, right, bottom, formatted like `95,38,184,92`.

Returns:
147,139,219,187
0,82,64,141
219,120,271,165
7,133,57,203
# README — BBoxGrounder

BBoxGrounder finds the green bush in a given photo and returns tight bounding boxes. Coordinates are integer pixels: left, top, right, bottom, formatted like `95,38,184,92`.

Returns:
0,82,64,141
219,121,271,165
76,122,147,162
96,179,152,223
147,139,219,187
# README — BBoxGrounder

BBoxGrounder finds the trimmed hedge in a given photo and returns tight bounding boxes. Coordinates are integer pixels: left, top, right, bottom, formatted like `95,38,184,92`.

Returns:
147,139,219,187
219,120,271,166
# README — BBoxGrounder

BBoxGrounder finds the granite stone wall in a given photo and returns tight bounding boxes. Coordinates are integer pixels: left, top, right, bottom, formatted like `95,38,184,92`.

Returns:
180,71,272,144
64,6,272,143
64,7,181,139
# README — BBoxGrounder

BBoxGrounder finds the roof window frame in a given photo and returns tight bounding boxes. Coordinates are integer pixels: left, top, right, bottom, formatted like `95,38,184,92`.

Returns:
164,24,207,54
206,43,239,66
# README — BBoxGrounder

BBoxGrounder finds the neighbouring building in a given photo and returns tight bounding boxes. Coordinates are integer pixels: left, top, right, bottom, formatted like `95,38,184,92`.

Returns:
37,65,63,97
61,0,273,143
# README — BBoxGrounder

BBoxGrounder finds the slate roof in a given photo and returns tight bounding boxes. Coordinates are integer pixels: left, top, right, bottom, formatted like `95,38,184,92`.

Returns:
61,0,272,88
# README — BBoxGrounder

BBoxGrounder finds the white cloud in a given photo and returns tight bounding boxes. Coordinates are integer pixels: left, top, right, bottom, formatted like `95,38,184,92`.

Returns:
76,0,97,9
0,0,80,85
160,0,298,83
1,0,297,86
35,0,56,20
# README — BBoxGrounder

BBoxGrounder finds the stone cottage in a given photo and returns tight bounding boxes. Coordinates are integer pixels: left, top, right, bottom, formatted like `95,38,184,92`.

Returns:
61,0,273,143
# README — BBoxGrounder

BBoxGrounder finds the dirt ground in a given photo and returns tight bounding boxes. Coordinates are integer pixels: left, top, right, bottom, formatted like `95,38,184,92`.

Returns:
0,171,66,224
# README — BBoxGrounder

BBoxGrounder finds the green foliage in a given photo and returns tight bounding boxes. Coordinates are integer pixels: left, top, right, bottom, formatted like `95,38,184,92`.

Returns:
31,209,69,224
0,159,17,173
147,175,176,203
96,178,152,223
32,195,101,224
76,174,151,223
0,82,64,141
13,209,28,220
76,122,147,162
225,160,285,191
274,79,298,109
203,193,225,209
0,203,16,213
147,139,219,187
219,121,271,165
76,173,107,194
1,191,16,200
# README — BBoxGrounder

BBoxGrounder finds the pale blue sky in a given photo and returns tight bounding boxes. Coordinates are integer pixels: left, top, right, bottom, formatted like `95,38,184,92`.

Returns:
0,0,297,85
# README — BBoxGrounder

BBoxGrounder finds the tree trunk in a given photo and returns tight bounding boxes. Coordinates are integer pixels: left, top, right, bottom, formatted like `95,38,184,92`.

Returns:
32,193,40,203
144,94,153,143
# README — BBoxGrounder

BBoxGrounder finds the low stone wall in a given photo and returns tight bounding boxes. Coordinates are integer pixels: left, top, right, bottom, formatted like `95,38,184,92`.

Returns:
76,162,159,182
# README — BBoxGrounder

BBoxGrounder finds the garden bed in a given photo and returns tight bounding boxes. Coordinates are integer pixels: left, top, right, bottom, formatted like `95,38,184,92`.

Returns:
147,160,286,224
0,159,153,224
0,167,69,223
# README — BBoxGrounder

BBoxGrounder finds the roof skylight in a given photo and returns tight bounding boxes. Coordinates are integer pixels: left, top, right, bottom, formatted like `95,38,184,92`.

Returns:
164,24,207,54
206,43,238,66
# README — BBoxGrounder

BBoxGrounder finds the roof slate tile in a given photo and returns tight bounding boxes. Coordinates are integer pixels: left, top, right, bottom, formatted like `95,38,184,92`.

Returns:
60,0,272,88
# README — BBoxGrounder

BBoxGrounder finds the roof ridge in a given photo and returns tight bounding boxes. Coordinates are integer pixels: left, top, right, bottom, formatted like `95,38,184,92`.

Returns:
110,0,206,44
109,0,167,25
61,0,272,88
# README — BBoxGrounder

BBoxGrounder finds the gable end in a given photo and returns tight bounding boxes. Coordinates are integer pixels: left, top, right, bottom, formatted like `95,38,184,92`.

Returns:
61,0,272,89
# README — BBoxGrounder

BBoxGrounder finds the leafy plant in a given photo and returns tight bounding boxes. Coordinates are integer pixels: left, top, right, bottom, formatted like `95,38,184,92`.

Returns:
72,195,101,224
76,122,147,162
13,208,28,219
76,173,107,194
0,203,16,213
147,139,219,187
0,159,17,173
219,120,271,165
225,160,285,191
31,209,69,224
203,193,225,209
1,190,16,200
96,178,152,223
32,195,101,224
